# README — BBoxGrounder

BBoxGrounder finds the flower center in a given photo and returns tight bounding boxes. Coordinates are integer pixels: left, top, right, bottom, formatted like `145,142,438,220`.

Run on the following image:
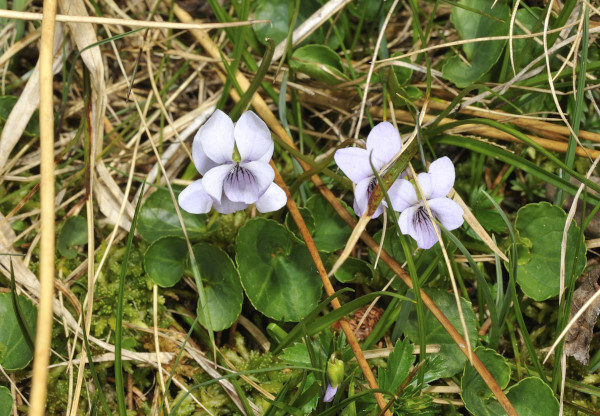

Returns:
232,144,242,163
226,164,256,187
367,177,378,197
413,205,430,226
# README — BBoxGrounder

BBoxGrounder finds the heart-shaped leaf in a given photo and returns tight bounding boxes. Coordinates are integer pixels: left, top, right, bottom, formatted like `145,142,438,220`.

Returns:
514,202,586,301
461,347,511,415
138,188,211,244
290,45,349,85
443,0,510,87
334,257,373,284
0,292,37,370
237,218,322,321
306,195,352,253
144,236,188,287
192,243,243,331
0,386,13,416
57,216,88,259
462,376,558,415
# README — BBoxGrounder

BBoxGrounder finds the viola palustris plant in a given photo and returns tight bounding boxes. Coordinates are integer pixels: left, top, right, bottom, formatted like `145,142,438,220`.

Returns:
6,0,598,414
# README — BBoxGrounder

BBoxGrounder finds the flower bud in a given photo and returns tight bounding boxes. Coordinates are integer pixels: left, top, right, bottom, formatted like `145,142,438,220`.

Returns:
326,353,344,388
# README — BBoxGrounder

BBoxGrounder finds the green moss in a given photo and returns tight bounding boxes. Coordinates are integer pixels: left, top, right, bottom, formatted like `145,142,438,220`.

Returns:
90,242,171,338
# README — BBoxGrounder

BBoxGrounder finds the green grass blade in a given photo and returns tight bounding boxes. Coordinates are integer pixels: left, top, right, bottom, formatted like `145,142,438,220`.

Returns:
9,258,34,351
114,181,145,415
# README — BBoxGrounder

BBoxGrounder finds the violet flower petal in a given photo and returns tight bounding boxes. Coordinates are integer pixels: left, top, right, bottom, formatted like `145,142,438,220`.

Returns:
197,109,235,164
354,177,384,218
428,198,464,230
213,194,249,214
415,171,433,200
428,156,455,199
192,134,218,175
222,161,275,204
234,111,274,162
255,183,287,213
323,384,338,403
334,147,372,184
365,121,402,170
388,178,419,212
201,164,233,202
399,205,439,249
178,179,213,214
353,176,372,217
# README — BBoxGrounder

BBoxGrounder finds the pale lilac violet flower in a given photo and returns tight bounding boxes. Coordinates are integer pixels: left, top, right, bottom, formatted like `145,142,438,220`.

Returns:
323,383,338,403
178,110,287,214
334,122,402,218
388,156,464,249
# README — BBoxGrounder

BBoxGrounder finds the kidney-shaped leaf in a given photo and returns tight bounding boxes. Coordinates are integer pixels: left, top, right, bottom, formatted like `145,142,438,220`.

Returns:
461,347,511,415
514,202,586,301
462,376,558,416
290,45,349,85
192,243,243,331
237,218,322,322
443,0,509,87
138,188,211,244
57,216,88,259
306,195,352,253
144,236,188,288
0,292,37,370
0,386,13,416
506,377,559,415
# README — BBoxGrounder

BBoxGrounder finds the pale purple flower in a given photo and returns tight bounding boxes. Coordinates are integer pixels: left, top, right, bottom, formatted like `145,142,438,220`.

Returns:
323,383,338,402
388,156,464,249
178,110,287,214
334,122,402,218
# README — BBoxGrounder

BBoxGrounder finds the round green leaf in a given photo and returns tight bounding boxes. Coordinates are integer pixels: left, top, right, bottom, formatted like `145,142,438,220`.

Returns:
305,195,352,253
236,218,322,322
0,292,37,370
442,0,509,87
461,347,511,415
57,216,88,259
0,386,13,416
253,0,291,45
285,207,316,244
192,243,243,331
290,45,349,85
138,188,211,244
462,376,558,416
144,236,188,287
253,0,335,48
334,257,373,284
514,202,586,301
402,288,477,377
505,377,559,415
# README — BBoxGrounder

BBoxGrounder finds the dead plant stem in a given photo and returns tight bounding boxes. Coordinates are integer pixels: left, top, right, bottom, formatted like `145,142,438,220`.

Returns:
29,0,57,414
